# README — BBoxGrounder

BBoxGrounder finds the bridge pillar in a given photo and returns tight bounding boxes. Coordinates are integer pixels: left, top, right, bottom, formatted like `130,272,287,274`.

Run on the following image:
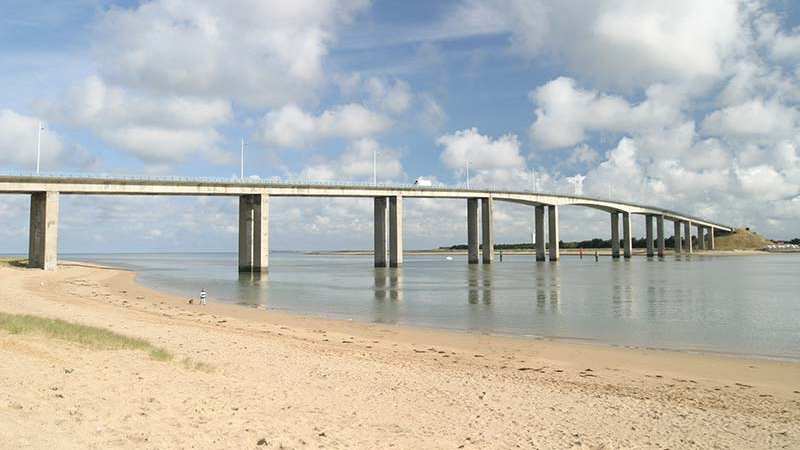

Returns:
534,206,546,261
467,199,479,264
374,197,387,267
610,212,620,258
673,221,682,253
28,191,59,270
389,196,403,267
622,212,632,258
239,194,269,272
697,225,706,250
481,198,494,264
684,221,693,253
656,215,665,257
708,227,715,250
548,205,559,261
645,215,654,257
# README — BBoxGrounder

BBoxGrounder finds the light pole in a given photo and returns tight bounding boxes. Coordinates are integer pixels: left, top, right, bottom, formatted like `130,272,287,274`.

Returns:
531,168,536,192
466,158,470,189
373,149,378,185
240,139,246,179
36,122,44,175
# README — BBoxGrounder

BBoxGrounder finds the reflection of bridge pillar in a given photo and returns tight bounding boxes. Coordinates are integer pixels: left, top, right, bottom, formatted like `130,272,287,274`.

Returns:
467,199,479,264
645,214,654,257
708,228,715,250
673,220,682,253
610,212,620,258
548,205,559,261
374,197,387,267
239,194,269,272
28,191,59,270
656,215,665,257
389,196,403,267
535,206,546,261
697,225,706,250
481,198,494,264
684,221,693,253
622,212,632,258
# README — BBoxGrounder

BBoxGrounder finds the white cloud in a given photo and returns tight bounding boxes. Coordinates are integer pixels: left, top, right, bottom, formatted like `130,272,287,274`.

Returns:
94,0,369,107
437,127,525,171
702,99,798,140
258,103,392,148
295,138,404,182
0,109,64,167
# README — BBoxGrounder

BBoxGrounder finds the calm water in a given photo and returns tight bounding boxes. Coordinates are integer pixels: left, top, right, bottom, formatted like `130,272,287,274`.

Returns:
64,252,800,361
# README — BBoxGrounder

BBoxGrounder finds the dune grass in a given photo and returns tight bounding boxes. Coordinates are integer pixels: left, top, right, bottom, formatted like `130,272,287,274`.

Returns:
0,258,27,268
0,312,173,361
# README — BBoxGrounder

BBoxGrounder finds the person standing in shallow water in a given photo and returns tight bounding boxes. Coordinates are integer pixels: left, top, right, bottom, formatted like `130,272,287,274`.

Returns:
200,289,207,305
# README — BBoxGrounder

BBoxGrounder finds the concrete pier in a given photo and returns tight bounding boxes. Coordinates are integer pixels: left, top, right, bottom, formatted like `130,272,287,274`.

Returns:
481,198,494,264
548,205,559,261
622,212,632,258
656,215,665,257
645,215,654,257
674,221,682,253
708,228,715,250
697,225,706,250
611,212,620,258
467,199,479,264
28,191,59,270
535,206,546,261
684,221,693,253
238,194,269,272
373,197,387,267
389,196,403,267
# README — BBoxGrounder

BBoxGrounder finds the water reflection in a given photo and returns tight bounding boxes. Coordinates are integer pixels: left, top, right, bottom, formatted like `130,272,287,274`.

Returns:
236,271,269,308
373,267,403,323
466,265,496,332
534,263,561,314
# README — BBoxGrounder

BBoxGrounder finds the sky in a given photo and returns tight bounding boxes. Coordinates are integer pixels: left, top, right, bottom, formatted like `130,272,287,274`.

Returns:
0,0,799,252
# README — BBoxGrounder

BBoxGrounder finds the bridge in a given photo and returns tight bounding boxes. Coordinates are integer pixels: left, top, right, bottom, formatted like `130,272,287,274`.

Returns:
0,175,734,271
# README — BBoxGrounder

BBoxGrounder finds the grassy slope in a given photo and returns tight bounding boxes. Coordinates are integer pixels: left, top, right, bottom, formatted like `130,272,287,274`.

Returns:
714,228,773,250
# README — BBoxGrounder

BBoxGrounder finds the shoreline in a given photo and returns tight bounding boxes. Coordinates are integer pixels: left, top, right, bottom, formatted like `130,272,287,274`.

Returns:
308,248,771,256
1,261,798,448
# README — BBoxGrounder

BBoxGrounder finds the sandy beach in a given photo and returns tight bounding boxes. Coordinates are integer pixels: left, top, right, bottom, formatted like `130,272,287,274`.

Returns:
1,262,798,449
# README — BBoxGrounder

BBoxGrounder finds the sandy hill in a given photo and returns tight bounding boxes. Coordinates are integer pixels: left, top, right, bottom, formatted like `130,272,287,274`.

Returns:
714,228,774,250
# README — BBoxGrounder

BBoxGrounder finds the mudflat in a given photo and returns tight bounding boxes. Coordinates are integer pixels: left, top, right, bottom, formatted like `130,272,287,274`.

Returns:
0,262,798,449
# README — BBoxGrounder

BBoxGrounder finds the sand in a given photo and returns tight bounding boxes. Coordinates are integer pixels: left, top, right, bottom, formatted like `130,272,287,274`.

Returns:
0,262,798,449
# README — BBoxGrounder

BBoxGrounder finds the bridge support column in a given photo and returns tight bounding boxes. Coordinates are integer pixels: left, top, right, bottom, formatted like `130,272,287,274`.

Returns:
239,194,269,272
656,215,665,258
374,197,387,267
684,221,693,253
673,221,682,253
548,205,559,261
708,228,715,250
467,199,479,264
697,225,706,250
481,198,494,264
28,191,59,271
389,196,403,267
610,212,620,258
535,206,546,261
622,212,632,258
645,215,654,257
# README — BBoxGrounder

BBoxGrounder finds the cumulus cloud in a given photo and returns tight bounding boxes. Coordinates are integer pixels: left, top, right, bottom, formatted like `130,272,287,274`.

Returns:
437,128,525,171
702,99,798,140
258,104,393,148
0,109,64,167
41,76,232,163
94,0,369,107
294,138,404,182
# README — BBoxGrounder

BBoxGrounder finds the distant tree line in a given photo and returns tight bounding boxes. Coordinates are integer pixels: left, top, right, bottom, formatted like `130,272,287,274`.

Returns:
791,238,800,245
441,236,701,250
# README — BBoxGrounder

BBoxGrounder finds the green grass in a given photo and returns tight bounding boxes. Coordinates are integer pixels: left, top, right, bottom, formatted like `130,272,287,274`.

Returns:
0,312,173,361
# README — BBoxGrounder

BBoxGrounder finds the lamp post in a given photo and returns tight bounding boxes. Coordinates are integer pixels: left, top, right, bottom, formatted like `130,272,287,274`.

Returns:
36,122,44,175
466,158,470,189
240,139,246,179
373,149,378,185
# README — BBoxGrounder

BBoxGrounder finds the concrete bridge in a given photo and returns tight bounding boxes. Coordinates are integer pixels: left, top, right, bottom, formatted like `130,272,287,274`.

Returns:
0,175,734,271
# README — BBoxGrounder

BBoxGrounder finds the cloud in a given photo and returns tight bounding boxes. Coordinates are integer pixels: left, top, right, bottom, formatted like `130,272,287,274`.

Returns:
702,99,798,140
0,109,63,167
94,0,369,107
295,138,404,182
437,127,525,171
258,103,392,148
42,76,232,163
529,77,683,148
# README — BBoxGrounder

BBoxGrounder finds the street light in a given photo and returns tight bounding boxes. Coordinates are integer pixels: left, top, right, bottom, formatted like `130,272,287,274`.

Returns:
36,122,45,175
466,157,471,189
240,139,247,179
373,149,379,186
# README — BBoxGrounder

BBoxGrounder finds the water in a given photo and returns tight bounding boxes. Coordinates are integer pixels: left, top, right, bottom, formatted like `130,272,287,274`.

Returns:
63,252,800,361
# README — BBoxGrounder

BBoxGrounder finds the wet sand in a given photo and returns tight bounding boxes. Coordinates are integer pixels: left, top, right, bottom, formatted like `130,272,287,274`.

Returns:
0,262,798,449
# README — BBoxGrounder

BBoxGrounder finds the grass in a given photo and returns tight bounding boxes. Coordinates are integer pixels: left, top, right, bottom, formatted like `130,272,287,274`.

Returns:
0,258,27,268
0,312,173,361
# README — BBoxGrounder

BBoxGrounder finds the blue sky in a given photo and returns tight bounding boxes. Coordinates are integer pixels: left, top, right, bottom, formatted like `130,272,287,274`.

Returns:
1,0,799,252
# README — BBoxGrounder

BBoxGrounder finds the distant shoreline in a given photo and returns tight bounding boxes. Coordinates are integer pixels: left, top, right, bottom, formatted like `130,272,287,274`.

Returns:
307,248,772,256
